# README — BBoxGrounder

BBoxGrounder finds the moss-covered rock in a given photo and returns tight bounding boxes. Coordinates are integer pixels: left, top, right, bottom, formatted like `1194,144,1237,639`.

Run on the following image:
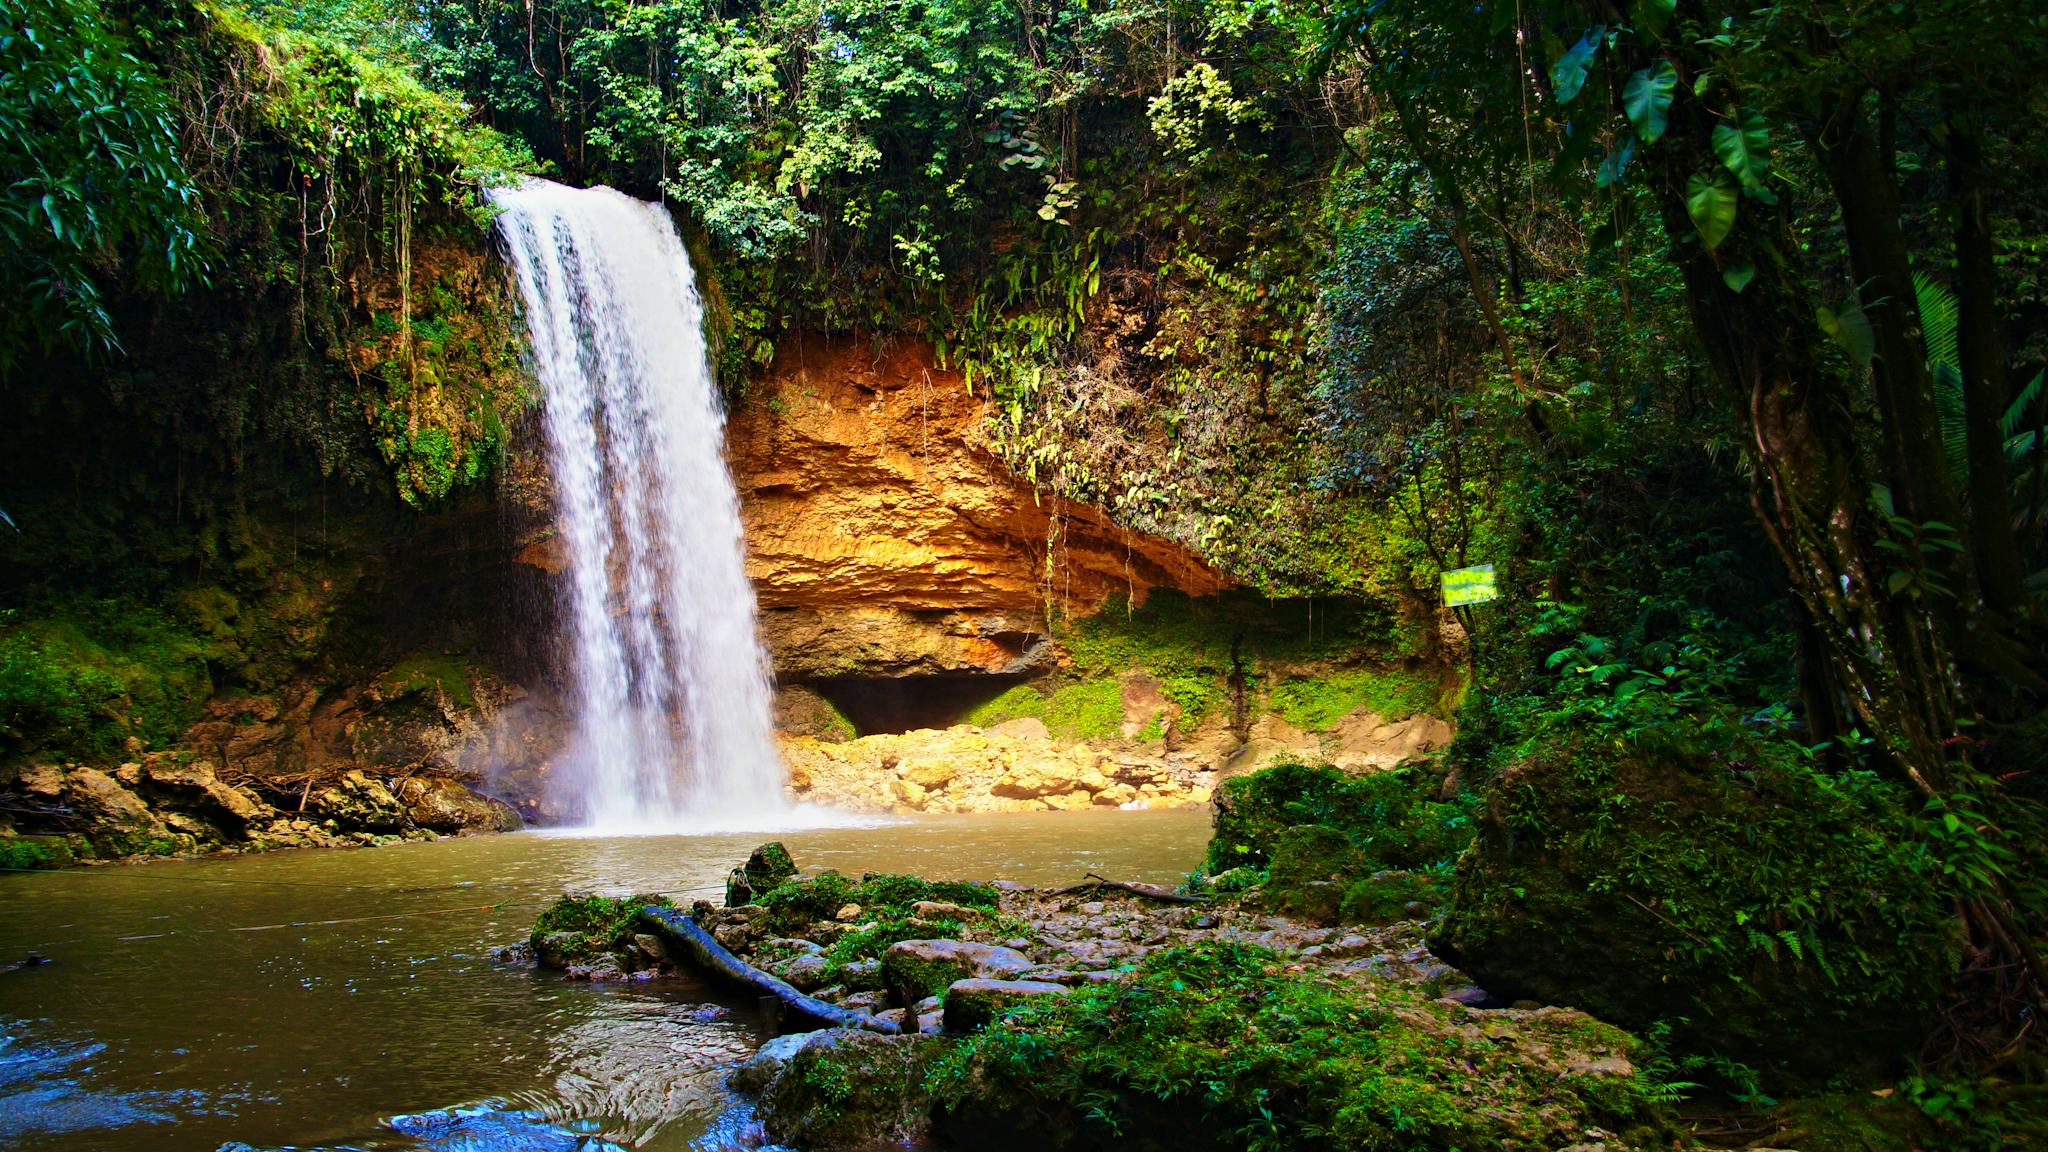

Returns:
528,893,673,971
755,1029,948,1151
1432,736,1955,1085
929,941,1669,1152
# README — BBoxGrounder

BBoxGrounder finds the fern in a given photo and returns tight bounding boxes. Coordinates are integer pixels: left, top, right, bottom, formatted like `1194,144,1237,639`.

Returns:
1914,273,1971,484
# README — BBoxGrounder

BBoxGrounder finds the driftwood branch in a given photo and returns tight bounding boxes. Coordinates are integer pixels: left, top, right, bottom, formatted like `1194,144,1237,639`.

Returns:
1049,873,1210,905
638,905,902,1035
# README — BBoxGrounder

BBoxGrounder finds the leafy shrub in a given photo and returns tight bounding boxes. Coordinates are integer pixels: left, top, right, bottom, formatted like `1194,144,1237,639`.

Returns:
1206,760,1474,874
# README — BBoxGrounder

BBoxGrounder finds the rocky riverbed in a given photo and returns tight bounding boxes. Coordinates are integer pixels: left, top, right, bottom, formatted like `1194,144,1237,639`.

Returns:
516,849,1664,1152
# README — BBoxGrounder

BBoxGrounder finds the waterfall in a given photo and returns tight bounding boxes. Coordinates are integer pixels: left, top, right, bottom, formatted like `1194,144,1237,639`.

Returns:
492,180,786,833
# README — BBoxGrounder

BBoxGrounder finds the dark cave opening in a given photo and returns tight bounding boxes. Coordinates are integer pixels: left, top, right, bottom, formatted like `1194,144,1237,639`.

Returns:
805,674,1030,736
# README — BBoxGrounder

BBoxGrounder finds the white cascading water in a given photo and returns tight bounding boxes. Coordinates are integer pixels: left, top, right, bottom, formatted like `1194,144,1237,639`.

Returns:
492,179,787,833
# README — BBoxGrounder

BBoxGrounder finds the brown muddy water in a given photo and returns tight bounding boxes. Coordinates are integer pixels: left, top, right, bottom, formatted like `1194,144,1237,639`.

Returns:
0,808,1210,1151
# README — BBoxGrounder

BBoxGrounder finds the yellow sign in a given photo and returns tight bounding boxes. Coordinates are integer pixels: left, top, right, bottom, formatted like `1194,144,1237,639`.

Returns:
1441,564,1499,607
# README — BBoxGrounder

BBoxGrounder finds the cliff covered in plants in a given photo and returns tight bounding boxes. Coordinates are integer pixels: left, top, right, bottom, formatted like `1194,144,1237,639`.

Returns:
0,0,538,851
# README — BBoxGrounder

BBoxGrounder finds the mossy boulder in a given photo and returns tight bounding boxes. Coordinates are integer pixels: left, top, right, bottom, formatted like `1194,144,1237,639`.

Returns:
1432,736,1955,1084
528,893,673,970
755,1029,947,1151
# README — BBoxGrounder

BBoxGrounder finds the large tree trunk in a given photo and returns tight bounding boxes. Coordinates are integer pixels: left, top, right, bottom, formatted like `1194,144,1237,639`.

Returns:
1950,119,2032,624
1637,122,1952,795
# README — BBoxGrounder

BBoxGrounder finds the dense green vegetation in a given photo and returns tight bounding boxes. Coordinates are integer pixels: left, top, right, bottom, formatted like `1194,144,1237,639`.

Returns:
931,941,1670,1151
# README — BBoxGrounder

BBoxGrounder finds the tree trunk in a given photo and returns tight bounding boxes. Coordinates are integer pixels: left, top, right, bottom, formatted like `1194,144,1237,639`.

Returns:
1638,125,1951,795
1950,119,2032,623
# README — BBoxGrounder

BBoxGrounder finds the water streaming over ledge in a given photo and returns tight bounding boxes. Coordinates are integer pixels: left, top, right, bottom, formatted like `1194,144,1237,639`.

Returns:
492,180,785,833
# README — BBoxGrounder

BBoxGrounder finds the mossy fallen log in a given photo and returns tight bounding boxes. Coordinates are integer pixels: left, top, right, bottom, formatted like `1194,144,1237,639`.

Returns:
1048,874,1209,904
638,905,903,1035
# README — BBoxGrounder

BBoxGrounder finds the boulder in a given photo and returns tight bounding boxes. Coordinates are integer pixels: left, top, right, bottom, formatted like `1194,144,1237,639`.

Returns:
141,757,273,832
941,978,1070,1033
882,939,1034,1005
755,1029,943,1152
60,768,161,833
396,777,522,833
1433,737,1954,1085
308,770,409,833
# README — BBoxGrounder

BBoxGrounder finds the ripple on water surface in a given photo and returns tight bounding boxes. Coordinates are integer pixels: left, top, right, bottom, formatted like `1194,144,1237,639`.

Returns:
0,808,1209,1150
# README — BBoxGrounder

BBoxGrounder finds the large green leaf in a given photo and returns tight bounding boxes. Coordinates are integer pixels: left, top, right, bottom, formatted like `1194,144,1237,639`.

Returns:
1711,107,1770,190
1622,60,1676,142
1818,298,1875,369
1684,170,1738,250
1551,30,1602,104
1595,134,1635,188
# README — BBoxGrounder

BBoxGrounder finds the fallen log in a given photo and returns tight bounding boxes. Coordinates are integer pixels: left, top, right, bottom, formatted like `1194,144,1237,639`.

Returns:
638,905,902,1035
1048,873,1210,905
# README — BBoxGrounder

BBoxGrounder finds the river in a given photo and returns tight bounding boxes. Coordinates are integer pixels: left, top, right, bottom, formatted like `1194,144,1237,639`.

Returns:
0,809,1209,1150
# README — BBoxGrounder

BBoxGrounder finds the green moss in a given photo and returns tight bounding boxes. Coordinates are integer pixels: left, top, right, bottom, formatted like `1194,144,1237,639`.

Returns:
881,949,978,1005
1433,734,1957,1085
965,678,1123,741
756,871,999,936
528,893,672,963
0,601,223,760
375,652,480,709
930,942,1669,1152
1267,667,1437,732
0,834,79,870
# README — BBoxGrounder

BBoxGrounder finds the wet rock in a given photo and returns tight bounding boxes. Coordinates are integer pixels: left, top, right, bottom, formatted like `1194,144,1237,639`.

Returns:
631,933,671,964
396,777,521,834
389,1102,631,1152
839,959,883,990
1439,985,1499,1008
755,1029,943,1152
782,954,830,991
60,768,161,833
942,978,1069,1034
839,990,889,1013
731,1032,813,1093
881,939,1033,1005
534,931,585,970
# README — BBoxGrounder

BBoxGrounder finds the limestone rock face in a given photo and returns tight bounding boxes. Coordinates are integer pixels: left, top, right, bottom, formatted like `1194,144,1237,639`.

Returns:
720,338,1228,677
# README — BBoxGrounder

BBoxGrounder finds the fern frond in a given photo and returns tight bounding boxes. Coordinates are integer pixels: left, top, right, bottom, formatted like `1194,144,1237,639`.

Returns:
1912,270,1960,372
